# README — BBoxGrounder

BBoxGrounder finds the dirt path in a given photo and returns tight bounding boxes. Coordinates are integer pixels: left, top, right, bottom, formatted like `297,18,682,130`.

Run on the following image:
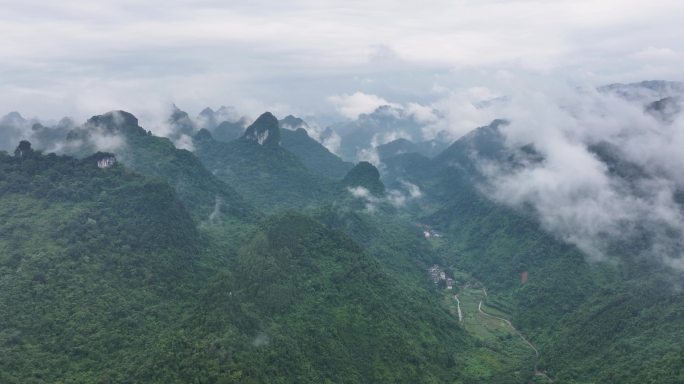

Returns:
454,295,463,322
478,301,553,382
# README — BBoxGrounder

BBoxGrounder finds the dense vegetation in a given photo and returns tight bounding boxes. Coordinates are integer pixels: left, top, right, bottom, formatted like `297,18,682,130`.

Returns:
193,126,339,212
3,106,684,383
280,127,353,180
382,121,684,383
212,120,246,142
341,162,385,196
67,111,257,224
190,214,477,383
0,143,504,383
0,145,201,382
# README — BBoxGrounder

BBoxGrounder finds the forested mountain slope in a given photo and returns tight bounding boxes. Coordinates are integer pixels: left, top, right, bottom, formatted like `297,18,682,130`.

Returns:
66,111,257,225
193,113,339,212
280,127,354,180
190,214,478,383
0,144,201,382
0,143,496,383
383,120,684,383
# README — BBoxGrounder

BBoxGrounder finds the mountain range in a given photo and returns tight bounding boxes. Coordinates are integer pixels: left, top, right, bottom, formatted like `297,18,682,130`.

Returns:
1,80,683,383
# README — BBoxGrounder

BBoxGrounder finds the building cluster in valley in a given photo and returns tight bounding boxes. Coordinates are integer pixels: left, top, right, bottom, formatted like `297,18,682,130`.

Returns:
428,264,454,290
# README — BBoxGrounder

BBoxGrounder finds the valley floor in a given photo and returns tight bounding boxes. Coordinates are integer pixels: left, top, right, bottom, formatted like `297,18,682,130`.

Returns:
439,268,553,383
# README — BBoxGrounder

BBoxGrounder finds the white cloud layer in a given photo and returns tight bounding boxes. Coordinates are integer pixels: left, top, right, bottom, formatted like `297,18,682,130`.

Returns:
471,84,684,270
1,1,684,120
328,92,397,120
348,180,423,213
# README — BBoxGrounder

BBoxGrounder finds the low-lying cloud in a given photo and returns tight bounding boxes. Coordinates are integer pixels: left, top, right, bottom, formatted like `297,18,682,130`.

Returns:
348,180,423,213
328,92,398,120
471,83,684,271
329,79,683,274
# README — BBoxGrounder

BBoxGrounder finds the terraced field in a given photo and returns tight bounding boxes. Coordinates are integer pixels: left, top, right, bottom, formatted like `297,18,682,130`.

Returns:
441,272,548,382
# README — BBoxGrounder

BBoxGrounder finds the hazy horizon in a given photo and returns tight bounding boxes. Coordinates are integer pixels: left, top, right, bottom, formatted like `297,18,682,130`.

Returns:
2,0,684,124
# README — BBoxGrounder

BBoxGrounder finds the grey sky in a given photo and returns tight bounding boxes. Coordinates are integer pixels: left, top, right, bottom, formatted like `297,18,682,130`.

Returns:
1,0,683,123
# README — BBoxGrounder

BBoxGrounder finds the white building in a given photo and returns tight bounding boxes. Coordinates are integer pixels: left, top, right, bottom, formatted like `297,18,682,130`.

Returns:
97,157,116,169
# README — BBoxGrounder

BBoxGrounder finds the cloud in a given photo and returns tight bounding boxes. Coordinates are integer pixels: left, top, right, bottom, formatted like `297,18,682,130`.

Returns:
56,124,127,155
174,134,195,151
348,186,376,200
309,123,343,155
0,110,128,155
1,1,683,123
632,47,681,61
387,181,424,207
402,180,423,199
420,87,504,141
356,147,381,167
251,332,270,347
347,186,381,213
355,129,414,166
471,83,684,271
207,195,223,223
347,180,423,212
196,106,244,131
87,130,126,153
328,92,397,120
327,85,507,164
405,103,439,124
0,0,683,275
320,129,342,154
281,117,343,155
0,113,35,152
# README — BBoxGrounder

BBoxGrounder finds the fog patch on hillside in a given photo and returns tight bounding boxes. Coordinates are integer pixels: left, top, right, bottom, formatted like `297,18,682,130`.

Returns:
471,83,684,272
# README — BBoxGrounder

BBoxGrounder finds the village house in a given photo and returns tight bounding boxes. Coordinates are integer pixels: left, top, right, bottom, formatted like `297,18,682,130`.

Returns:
428,265,454,290
428,265,442,284
97,156,116,169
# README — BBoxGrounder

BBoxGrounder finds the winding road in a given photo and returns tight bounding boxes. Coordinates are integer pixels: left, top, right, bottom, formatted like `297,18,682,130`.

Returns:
478,301,553,382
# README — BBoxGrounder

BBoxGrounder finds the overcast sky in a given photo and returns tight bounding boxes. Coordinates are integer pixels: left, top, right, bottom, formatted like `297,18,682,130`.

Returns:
2,0,684,123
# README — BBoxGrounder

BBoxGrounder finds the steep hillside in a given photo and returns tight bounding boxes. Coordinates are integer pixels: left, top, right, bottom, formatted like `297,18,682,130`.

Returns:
331,105,446,161
0,146,503,383
377,137,449,160
67,111,257,225
190,214,478,383
212,120,246,142
0,144,202,383
193,113,338,212
383,120,684,383
542,274,684,383
280,127,354,180
342,161,385,195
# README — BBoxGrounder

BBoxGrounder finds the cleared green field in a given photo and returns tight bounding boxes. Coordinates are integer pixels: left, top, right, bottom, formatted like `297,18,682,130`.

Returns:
441,273,538,383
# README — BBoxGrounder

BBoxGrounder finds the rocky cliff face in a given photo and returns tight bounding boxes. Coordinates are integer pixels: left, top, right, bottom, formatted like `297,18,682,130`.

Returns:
242,112,281,147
